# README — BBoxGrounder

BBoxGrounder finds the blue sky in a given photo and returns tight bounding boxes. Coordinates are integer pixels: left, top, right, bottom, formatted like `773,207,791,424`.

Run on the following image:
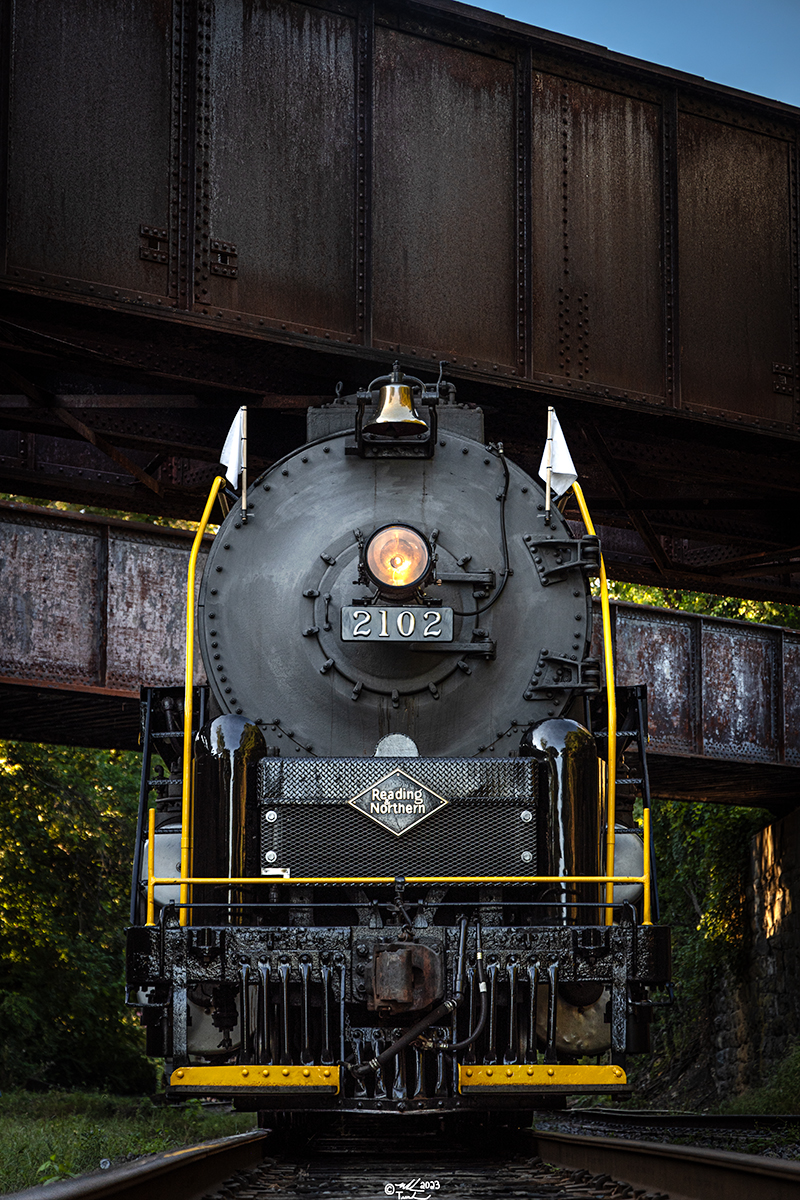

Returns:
479,0,800,109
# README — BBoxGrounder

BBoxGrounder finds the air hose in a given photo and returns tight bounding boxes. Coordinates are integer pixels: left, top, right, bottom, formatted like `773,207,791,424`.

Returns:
444,923,487,1053
350,917,469,1079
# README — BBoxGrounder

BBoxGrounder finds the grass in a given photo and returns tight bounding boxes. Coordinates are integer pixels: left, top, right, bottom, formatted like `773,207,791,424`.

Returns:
0,1090,257,1194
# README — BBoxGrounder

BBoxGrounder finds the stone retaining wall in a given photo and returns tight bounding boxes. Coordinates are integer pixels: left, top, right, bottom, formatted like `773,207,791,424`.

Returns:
711,808,800,1097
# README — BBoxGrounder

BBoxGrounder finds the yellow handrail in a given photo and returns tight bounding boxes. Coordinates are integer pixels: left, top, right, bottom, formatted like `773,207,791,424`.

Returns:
147,871,649,925
146,807,156,926
571,482,616,926
181,475,226,928
642,806,652,925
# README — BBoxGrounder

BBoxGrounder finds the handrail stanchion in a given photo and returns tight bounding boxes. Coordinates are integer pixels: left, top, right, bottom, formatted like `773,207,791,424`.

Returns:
642,807,653,926
146,807,156,926
572,482,617,926
181,475,226,928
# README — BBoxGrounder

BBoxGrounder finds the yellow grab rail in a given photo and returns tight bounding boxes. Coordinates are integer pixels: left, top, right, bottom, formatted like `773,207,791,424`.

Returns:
180,475,226,928
571,482,616,926
146,807,156,925
147,871,650,926
642,806,652,925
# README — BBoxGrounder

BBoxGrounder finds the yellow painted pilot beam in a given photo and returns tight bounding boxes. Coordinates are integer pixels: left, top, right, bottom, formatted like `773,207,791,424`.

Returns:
169,1065,339,1092
459,1064,626,1090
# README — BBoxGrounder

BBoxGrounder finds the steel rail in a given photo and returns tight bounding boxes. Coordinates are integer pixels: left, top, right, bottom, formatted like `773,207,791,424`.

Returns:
563,1106,800,1130
535,1128,800,1200
3,1131,270,1200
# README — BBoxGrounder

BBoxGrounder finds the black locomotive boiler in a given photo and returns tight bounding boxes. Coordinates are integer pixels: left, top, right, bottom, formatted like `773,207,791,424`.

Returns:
127,367,670,1121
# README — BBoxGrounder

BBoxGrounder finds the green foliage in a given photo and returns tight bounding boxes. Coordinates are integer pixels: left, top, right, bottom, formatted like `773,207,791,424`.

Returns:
723,1042,800,1114
606,579,800,630
0,492,219,533
37,1153,80,1183
0,1090,256,1193
653,799,769,990
0,741,154,1092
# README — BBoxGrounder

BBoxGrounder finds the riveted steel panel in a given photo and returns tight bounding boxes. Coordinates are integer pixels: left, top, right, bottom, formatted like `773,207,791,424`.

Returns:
0,513,101,687
701,622,778,763
530,74,665,399
612,607,697,756
5,0,171,295
678,114,795,423
371,27,516,367
784,634,800,767
202,0,358,333
106,530,209,691
0,507,208,694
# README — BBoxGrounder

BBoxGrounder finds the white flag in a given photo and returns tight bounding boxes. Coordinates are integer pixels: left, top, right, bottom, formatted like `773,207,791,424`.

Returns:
538,410,577,497
220,408,245,486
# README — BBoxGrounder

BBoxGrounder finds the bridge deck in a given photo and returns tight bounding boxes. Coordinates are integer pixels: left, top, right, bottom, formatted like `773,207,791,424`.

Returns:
1,501,797,810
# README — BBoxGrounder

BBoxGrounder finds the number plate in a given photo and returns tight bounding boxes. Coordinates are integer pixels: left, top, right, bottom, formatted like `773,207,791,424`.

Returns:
341,606,454,643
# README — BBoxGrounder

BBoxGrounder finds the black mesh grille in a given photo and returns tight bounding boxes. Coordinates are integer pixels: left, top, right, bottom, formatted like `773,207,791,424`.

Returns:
258,757,536,878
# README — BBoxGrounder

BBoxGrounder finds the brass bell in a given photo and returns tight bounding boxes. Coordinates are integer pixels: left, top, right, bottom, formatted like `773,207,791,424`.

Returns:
363,365,428,437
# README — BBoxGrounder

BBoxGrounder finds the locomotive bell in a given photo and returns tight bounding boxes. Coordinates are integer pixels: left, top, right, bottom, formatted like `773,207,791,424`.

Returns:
362,364,428,437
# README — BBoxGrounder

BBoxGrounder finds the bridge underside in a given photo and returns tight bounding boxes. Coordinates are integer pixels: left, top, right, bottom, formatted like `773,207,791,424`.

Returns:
1,308,798,604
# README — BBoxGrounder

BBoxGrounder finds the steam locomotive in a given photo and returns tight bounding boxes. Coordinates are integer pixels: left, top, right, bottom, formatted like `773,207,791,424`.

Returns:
126,367,670,1123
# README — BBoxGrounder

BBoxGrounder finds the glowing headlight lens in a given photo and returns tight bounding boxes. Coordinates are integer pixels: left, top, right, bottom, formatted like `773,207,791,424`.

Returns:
365,525,431,593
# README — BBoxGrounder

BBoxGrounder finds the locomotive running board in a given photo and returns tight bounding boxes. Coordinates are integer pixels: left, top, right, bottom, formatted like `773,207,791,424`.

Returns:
458,1064,626,1092
169,1065,340,1093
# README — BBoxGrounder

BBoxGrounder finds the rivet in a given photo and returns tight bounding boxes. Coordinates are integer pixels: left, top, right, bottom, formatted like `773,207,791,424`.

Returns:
547,1067,555,1076
262,1069,270,1077
282,1068,290,1077
242,1068,249,1077
176,1070,184,1078
323,1069,331,1077
527,1067,534,1076
486,1068,493,1077
506,1068,513,1077
465,1068,473,1077
303,1068,310,1077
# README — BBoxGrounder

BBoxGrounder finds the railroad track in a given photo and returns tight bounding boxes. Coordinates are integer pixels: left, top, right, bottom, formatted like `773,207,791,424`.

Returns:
8,1118,800,1200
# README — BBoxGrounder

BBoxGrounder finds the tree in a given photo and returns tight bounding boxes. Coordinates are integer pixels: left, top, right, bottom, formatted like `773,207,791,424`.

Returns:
607,580,800,630
0,741,154,1092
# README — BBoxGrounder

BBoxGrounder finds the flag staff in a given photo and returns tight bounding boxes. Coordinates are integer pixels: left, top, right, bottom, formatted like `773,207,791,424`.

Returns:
544,406,554,525
241,406,248,524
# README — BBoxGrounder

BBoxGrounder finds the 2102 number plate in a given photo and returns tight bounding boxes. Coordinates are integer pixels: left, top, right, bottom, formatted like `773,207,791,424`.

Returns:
341,606,454,642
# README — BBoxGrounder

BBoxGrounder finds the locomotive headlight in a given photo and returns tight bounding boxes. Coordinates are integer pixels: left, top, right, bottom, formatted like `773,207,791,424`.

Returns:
364,525,432,595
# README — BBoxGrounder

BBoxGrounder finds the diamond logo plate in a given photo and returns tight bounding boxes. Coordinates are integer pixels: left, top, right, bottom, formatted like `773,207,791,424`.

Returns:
349,769,448,836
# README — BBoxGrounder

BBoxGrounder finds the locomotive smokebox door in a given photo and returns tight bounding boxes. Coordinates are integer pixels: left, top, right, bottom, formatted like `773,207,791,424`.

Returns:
197,372,599,758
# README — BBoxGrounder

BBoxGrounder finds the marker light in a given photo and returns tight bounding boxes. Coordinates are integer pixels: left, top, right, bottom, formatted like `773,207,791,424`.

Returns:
364,525,432,595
